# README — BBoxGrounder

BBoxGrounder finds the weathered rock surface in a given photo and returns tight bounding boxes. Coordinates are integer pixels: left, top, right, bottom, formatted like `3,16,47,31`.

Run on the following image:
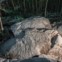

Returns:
53,22,62,36
0,29,58,60
11,16,52,36
0,17,62,62
48,34,62,61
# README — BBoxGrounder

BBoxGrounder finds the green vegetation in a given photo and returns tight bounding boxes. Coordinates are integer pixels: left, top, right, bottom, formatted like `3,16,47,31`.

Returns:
0,0,62,42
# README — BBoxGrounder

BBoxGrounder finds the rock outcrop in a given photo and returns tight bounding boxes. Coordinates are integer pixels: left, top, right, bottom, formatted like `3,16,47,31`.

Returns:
0,29,57,60
11,16,52,36
0,17,53,60
0,16,62,62
48,34,62,61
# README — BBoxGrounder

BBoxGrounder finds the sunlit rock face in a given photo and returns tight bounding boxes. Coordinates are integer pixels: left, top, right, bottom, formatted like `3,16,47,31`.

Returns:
0,29,50,59
0,16,62,62
48,34,62,61
11,16,52,36
0,29,58,60
0,17,53,60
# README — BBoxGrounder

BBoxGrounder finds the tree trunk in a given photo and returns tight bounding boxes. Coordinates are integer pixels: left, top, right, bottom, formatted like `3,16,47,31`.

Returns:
0,4,4,31
44,0,48,17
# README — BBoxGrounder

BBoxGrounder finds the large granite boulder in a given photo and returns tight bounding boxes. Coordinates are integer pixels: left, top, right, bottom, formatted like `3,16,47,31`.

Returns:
0,29,58,60
0,17,58,60
11,16,52,36
48,34,62,61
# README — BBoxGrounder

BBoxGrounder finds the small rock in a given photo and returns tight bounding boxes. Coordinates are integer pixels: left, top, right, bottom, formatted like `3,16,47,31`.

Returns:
57,25,62,36
48,34,62,61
